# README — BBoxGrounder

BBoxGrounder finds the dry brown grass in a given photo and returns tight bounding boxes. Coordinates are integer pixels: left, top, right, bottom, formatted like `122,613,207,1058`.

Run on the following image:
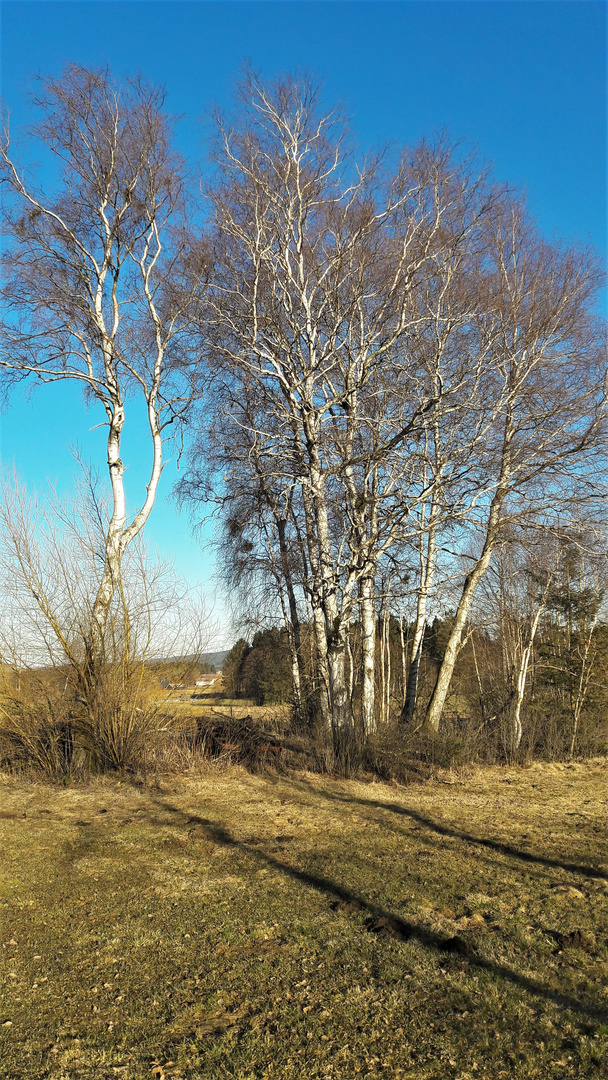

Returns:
164,698,291,725
0,761,607,1078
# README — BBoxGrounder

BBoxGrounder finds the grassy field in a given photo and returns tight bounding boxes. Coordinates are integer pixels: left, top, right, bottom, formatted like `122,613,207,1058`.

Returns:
1,760,607,1080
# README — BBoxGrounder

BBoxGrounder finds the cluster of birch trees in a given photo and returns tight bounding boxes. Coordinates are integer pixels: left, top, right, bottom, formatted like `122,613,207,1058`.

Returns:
1,67,606,763
182,73,606,756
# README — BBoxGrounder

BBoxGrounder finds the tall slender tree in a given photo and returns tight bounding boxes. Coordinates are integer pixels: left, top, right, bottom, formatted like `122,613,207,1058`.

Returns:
1,65,207,689
424,201,606,732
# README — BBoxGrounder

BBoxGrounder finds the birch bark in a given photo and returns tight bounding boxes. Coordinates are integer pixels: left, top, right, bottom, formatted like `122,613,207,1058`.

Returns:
1,66,203,675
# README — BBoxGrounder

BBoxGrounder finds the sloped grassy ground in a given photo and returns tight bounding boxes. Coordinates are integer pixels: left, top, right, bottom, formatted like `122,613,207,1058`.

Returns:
1,761,607,1080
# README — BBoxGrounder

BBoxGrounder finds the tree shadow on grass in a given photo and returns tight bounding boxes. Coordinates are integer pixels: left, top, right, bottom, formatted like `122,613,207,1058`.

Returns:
286,778,607,882
154,797,608,1024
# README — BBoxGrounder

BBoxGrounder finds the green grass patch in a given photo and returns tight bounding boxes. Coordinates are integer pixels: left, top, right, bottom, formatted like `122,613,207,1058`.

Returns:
1,761,607,1078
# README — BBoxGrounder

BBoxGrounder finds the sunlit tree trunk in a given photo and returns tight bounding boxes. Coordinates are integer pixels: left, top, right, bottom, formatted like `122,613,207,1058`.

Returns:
425,488,508,732
359,573,377,736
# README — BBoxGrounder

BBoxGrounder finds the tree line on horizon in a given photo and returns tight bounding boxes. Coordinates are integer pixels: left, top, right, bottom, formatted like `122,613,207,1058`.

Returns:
0,65,606,772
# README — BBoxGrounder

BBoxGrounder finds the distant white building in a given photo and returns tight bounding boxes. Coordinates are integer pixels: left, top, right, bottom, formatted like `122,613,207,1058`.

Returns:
195,674,221,687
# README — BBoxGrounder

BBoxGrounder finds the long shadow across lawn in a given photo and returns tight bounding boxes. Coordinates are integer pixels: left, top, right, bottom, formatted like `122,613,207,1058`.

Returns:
286,778,607,881
155,798,608,1024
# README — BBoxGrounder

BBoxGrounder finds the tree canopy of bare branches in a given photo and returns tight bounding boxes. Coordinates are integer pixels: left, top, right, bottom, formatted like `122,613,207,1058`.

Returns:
3,65,606,761
180,70,606,752
1,65,208,681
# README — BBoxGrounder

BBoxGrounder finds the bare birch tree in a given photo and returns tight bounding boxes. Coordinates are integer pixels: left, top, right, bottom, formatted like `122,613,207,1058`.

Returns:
480,533,557,754
1,65,207,692
424,200,606,732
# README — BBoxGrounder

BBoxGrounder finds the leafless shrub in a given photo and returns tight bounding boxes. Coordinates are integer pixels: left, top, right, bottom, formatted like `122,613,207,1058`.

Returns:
0,666,73,778
0,471,215,775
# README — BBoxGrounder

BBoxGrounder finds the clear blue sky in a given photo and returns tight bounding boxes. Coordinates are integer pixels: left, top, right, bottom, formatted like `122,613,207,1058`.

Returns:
1,1,606,646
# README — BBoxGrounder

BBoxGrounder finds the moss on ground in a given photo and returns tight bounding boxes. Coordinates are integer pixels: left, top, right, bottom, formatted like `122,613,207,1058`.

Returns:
1,760,607,1079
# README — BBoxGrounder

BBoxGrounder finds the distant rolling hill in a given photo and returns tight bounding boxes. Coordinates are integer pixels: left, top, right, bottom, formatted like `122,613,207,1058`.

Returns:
200,650,229,670
154,650,229,670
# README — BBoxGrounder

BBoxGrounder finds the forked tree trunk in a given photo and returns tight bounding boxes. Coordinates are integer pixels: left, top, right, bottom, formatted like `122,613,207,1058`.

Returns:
569,615,598,758
87,393,163,690
509,584,550,752
510,645,530,752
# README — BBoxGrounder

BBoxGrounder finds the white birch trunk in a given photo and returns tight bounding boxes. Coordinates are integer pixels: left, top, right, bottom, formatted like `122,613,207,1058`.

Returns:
569,614,598,757
403,501,438,722
308,454,351,739
360,574,377,736
403,602,426,724
298,484,332,733
425,496,506,732
88,404,126,666
510,590,548,751
384,606,391,722
425,383,515,734
399,615,408,707
346,628,354,706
